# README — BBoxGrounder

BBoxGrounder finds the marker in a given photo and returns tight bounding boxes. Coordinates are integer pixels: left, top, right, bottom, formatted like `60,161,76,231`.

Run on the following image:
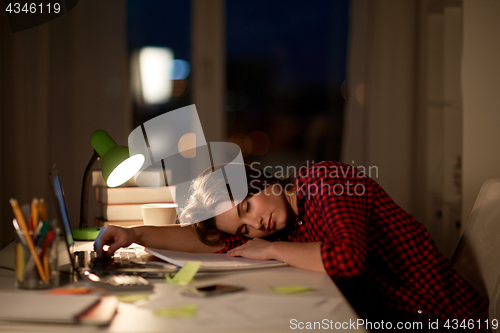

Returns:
39,231,54,257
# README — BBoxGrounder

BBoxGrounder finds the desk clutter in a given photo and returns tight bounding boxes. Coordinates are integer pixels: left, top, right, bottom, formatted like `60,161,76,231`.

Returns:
2,171,362,331
9,198,58,289
0,237,361,331
91,170,176,227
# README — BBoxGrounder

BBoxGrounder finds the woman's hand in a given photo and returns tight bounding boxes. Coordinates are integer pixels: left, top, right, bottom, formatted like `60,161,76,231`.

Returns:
93,226,135,257
227,238,276,261
229,240,326,273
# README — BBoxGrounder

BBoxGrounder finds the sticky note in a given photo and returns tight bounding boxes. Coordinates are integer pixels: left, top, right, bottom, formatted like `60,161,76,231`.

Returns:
155,304,197,318
49,287,93,295
166,261,201,286
117,294,150,303
269,285,313,295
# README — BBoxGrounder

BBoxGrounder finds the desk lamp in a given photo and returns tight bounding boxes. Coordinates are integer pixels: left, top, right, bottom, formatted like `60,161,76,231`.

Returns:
72,130,145,241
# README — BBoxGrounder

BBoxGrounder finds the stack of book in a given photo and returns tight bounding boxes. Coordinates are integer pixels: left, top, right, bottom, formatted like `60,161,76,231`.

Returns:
92,170,176,227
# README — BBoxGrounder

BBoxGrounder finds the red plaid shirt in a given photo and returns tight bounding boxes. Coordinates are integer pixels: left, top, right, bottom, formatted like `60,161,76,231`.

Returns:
217,161,489,331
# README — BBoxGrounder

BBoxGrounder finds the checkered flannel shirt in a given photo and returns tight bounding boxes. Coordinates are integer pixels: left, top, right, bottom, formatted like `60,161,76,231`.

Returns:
217,161,489,331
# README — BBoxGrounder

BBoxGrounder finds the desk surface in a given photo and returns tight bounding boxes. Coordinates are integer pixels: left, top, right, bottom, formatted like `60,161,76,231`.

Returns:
0,241,366,332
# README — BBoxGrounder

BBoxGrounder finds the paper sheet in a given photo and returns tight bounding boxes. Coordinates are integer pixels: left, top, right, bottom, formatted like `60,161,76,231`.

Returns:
145,248,288,270
139,288,344,330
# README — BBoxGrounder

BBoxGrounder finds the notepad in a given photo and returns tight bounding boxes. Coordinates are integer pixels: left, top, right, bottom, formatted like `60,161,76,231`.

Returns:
0,292,100,323
145,248,288,271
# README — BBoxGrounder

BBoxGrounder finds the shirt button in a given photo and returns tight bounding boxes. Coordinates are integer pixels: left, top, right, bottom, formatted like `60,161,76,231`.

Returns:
298,221,303,225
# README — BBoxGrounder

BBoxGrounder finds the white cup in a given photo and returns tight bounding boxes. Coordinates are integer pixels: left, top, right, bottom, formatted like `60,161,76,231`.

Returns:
141,203,178,226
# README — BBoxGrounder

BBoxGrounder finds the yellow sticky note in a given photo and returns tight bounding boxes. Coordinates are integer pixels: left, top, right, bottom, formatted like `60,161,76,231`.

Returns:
155,304,197,318
166,261,201,286
117,294,150,303
269,285,313,295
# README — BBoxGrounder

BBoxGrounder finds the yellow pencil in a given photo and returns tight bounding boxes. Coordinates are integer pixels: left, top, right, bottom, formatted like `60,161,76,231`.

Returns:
16,243,24,281
31,198,39,231
9,199,47,282
39,198,48,224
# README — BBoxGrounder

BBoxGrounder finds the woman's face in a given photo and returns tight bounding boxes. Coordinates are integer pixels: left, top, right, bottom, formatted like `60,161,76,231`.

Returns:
214,183,289,238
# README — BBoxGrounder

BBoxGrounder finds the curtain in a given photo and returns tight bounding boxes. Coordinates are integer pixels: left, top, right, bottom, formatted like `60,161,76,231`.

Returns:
341,0,418,213
0,0,131,249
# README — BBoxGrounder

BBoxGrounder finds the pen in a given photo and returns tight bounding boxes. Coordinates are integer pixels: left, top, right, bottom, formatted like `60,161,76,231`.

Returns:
10,199,47,282
33,221,44,242
23,228,54,283
12,219,27,247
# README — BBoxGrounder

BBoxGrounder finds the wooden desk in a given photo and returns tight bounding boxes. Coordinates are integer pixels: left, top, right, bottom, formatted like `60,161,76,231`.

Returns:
0,241,367,332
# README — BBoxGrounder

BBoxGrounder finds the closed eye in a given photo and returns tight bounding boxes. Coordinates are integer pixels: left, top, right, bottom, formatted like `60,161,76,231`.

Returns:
246,202,250,213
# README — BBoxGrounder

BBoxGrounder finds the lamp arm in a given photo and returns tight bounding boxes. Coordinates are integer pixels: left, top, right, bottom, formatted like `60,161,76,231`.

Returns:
80,150,100,229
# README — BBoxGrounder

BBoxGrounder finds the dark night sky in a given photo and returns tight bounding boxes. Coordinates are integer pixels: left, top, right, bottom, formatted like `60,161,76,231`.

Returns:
127,0,349,86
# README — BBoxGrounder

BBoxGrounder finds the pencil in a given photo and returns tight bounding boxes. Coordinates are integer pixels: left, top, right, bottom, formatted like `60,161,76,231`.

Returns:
31,198,39,231
39,198,48,223
16,243,24,281
9,198,47,282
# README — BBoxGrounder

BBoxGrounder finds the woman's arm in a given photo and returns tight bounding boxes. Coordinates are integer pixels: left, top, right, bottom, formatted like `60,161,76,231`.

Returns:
93,224,225,257
227,238,325,273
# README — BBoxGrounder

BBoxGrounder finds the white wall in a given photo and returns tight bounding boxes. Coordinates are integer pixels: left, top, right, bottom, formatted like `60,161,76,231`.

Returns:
462,0,500,225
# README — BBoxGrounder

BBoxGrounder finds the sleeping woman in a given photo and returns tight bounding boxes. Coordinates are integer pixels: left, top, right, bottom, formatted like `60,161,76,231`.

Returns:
94,161,488,331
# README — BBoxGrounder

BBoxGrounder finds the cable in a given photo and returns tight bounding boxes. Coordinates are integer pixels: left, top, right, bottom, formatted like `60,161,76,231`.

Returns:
0,266,15,271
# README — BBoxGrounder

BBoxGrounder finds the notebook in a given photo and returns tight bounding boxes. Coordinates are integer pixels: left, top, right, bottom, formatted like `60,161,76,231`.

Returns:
0,292,100,323
48,165,178,278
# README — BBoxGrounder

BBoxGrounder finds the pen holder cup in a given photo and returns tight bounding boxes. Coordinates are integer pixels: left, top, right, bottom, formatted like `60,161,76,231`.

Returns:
15,221,59,289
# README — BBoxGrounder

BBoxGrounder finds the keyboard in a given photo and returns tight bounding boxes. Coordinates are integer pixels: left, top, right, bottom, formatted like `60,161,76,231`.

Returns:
84,272,154,291
74,250,97,271
74,248,143,271
113,250,140,265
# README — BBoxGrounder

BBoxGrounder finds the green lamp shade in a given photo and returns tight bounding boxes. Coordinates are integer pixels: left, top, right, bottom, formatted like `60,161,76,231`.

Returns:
72,227,101,241
103,147,145,187
91,130,145,187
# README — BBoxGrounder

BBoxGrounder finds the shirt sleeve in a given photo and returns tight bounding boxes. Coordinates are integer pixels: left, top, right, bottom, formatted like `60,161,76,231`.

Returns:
298,162,374,279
